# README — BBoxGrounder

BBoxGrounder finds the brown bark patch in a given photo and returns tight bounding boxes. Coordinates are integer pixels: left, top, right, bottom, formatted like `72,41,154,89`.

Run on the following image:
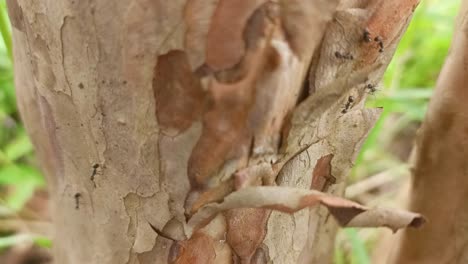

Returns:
153,50,205,134
225,208,270,262
183,0,220,69
205,0,267,71
327,206,366,226
173,232,216,264
187,85,252,188
310,154,335,191
359,0,420,65
187,38,271,188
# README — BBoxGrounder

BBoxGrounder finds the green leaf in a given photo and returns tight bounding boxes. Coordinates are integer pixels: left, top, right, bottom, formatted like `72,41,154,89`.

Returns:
0,234,52,250
345,229,370,264
33,235,52,248
4,130,34,161
0,164,43,185
333,246,346,264
0,1,12,61
0,164,44,210
6,181,37,210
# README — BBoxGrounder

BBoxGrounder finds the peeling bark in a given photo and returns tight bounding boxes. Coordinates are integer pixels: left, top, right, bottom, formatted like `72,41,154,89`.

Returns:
7,0,420,263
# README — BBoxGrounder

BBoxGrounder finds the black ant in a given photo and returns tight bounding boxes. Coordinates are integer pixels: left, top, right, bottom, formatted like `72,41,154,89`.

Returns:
374,36,384,52
74,193,81,209
341,96,355,114
363,28,372,42
363,28,384,52
90,163,99,187
335,51,354,60
366,83,379,95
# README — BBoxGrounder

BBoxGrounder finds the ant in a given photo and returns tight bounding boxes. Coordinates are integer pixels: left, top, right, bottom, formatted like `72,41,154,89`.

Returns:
363,28,372,42
335,51,354,60
341,96,355,114
366,83,379,95
363,28,384,52
90,163,99,187
374,36,384,52
74,193,81,209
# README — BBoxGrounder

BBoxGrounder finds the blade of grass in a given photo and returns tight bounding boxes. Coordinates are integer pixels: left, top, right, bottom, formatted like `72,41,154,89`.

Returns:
0,3,12,61
0,233,52,250
334,246,346,264
345,228,370,264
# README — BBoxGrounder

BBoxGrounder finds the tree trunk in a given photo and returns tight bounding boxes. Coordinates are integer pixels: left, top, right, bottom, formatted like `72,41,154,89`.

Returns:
388,0,468,263
7,0,421,263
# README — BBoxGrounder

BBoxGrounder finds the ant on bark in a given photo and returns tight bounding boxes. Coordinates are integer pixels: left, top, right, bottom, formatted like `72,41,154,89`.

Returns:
366,83,379,95
335,51,354,60
363,28,372,42
90,163,99,187
362,28,384,52
374,36,384,52
341,96,355,114
74,193,81,209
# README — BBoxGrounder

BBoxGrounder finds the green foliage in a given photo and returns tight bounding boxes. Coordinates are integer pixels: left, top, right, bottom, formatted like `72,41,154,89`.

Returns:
0,0,51,251
345,229,371,264
0,234,51,251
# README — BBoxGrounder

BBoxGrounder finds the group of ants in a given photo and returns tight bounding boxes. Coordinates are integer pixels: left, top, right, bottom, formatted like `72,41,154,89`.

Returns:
336,28,383,114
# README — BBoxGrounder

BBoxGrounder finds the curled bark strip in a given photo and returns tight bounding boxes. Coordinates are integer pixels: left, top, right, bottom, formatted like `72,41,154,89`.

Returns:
189,162,274,214
342,208,426,232
187,186,425,236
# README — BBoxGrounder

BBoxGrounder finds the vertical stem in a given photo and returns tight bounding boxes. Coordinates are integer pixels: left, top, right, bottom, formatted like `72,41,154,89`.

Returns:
0,3,12,62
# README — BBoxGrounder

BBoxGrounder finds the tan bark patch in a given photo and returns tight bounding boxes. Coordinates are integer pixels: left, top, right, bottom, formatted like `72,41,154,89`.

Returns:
6,0,24,31
280,0,339,59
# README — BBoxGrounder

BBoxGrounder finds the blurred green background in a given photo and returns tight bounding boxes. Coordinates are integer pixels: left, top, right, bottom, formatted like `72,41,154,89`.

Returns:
0,0,458,263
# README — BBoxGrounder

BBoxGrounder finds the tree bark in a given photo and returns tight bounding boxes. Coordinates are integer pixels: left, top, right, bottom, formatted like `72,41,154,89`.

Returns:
7,0,421,263
388,1,468,263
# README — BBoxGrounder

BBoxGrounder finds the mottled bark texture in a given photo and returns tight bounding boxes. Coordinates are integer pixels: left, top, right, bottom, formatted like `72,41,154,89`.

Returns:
388,1,468,263
7,0,420,263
